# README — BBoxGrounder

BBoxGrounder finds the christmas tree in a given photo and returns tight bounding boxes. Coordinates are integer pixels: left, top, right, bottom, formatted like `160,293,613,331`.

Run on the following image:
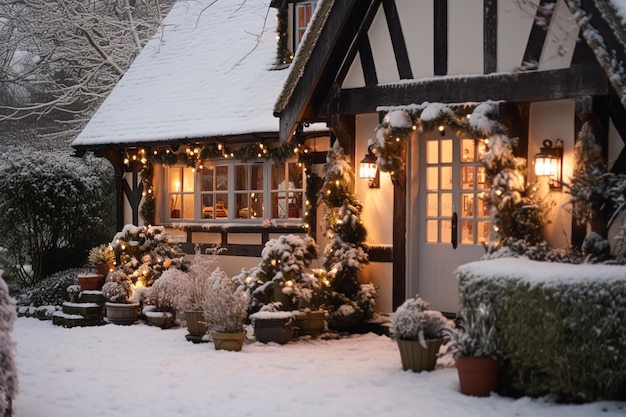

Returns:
319,142,376,331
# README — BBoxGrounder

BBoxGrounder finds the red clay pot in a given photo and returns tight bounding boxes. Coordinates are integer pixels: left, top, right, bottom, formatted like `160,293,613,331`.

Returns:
456,356,500,397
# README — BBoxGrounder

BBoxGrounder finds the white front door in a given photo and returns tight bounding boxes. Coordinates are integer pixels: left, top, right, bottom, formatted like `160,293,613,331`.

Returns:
413,131,491,313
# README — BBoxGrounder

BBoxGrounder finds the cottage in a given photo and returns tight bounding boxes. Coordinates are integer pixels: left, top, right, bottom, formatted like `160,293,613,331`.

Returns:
71,0,330,276
273,0,626,313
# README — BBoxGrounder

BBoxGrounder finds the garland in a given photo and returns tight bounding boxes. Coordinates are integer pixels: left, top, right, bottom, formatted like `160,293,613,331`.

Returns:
371,101,506,178
276,4,293,66
123,141,312,224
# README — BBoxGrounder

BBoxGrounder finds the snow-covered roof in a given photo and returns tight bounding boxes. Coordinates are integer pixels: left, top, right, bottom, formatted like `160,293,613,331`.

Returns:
72,0,287,149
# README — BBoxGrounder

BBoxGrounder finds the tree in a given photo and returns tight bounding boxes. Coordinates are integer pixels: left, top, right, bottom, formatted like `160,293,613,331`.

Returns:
318,142,376,331
0,0,176,142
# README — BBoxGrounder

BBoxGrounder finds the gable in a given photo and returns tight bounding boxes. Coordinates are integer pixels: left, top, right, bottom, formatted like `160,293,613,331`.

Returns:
275,0,623,142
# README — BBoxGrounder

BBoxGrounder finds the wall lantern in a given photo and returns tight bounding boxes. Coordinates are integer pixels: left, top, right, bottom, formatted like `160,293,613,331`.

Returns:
359,146,380,188
534,138,563,190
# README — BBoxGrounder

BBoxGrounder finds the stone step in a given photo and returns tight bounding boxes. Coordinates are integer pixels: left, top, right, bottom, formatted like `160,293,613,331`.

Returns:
77,291,106,304
52,311,106,328
62,302,105,320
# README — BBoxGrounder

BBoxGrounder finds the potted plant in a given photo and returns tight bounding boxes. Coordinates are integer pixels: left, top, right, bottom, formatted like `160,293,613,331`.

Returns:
390,294,454,372
290,270,326,338
66,284,81,303
202,268,250,351
88,244,115,277
143,268,187,329
101,269,139,325
449,303,500,397
250,302,294,345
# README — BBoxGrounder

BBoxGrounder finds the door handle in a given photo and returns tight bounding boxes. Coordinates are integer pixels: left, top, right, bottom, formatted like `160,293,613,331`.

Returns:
451,212,458,249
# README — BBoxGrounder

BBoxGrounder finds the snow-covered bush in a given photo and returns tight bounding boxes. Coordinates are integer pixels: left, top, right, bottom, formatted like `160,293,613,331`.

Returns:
390,294,454,348
236,234,318,312
111,224,187,287
449,303,498,360
458,258,626,402
13,268,85,307
88,244,115,266
0,275,17,417
102,269,133,303
146,268,189,313
203,269,249,333
0,149,115,286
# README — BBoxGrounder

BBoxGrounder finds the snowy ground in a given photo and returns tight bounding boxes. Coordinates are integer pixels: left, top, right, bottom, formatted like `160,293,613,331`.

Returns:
10,317,624,417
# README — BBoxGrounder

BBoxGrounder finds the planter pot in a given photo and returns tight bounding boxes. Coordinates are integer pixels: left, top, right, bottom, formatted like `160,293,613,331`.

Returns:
293,310,325,337
396,338,442,372
145,311,175,329
456,356,500,397
185,310,208,337
94,263,113,278
211,331,245,352
78,273,103,291
251,312,294,344
105,302,139,325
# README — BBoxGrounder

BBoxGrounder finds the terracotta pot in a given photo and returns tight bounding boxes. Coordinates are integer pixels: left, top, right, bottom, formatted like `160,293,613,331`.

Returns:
254,316,293,344
456,356,500,397
105,302,139,325
185,310,208,337
211,331,245,352
94,263,113,278
77,273,102,291
396,338,442,372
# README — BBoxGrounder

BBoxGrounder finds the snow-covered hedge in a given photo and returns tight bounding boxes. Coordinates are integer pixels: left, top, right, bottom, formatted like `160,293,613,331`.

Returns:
457,258,626,402
0,276,18,417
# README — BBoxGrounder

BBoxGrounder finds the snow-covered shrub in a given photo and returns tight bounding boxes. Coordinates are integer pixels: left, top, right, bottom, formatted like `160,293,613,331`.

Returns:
581,232,611,263
88,244,115,266
458,258,626,402
0,150,115,286
102,269,133,303
203,269,249,333
0,276,17,417
13,268,85,307
390,294,454,348
146,268,189,313
111,224,187,287
236,234,318,312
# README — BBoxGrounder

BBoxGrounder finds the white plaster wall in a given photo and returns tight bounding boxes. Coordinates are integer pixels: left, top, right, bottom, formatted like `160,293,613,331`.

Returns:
538,0,578,70
498,0,538,72
355,113,394,313
396,0,433,80
528,100,575,249
368,7,399,84
448,0,484,75
342,53,365,89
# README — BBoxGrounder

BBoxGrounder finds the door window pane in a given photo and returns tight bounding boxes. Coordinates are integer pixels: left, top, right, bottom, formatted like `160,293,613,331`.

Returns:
441,140,453,163
440,166,452,190
427,167,438,190
426,220,438,243
441,193,453,217
427,193,438,217
441,220,451,244
427,140,438,164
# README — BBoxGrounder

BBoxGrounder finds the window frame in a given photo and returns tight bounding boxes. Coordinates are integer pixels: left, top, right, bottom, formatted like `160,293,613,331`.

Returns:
293,1,317,50
163,159,306,223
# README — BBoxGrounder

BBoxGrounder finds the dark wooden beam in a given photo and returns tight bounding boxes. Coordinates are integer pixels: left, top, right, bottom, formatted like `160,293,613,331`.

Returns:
521,0,555,69
122,171,143,226
338,64,608,114
383,0,413,79
483,0,497,73
359,34,378,86
95,149,125,231
392,167,406,310
609,97,626,174
434,0,448,76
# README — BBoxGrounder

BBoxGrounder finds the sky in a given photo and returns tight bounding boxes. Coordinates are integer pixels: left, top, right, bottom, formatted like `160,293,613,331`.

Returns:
10,316,625,417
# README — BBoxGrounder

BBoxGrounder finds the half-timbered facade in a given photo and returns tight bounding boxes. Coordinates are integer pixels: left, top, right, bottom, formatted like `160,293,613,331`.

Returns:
274,0,626,313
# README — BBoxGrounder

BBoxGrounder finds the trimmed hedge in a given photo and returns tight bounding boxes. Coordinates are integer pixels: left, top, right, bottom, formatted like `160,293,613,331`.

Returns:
457,258,626,402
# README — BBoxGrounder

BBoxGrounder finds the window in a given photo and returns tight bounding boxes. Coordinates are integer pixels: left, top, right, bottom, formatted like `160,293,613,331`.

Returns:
165,160,305,222
295,1,316,49
168,166,195,219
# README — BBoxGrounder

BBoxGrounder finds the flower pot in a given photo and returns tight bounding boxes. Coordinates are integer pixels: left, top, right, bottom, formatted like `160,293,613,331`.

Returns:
145,311,175,329
78,273,103,291
94,263,113,278
294,310,325,337
252,313,293,344
396,338,442,372
105,302,139,325
456,356,500,397
185,310,208,337
211,331,245,352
